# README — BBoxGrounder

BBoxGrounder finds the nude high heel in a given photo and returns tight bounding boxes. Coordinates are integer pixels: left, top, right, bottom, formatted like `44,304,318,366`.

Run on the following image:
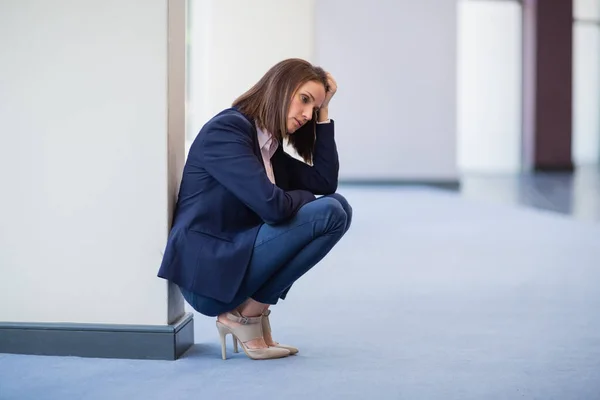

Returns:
216,311,290,360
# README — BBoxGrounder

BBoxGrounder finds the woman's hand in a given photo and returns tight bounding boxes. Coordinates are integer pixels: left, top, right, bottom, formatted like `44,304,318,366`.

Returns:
318,72,337,122
321,72,337,110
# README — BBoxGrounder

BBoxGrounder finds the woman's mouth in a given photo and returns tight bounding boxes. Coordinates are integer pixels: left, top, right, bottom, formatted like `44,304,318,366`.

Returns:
294,118,302,128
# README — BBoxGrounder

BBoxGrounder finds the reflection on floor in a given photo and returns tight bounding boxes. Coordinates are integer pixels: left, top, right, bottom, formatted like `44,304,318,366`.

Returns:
460,165,600,222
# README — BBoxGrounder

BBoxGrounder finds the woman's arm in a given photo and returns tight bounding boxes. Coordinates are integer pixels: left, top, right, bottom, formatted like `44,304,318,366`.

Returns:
278,120,339,195
196,112,315,225
279,73,340,194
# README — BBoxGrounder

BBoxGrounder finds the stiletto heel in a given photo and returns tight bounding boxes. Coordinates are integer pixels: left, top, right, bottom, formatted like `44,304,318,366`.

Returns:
216,321,229,360
215,311,290,360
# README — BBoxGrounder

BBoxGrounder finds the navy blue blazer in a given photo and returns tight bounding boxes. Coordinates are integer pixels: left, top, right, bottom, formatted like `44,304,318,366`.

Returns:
157,107,339,303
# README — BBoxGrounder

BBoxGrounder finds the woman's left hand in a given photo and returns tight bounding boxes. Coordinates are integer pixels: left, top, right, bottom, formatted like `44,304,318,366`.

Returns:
321,72,337,110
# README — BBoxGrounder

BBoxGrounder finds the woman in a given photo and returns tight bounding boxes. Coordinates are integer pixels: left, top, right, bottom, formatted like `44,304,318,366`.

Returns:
158,58,352,360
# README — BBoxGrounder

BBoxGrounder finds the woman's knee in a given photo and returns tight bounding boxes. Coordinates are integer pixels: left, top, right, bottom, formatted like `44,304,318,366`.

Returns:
324,193,353,229
294,196,348,236
306,196,347,230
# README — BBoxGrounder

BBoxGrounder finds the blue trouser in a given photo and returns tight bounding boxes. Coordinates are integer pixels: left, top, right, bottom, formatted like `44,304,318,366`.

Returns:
180,193,352,317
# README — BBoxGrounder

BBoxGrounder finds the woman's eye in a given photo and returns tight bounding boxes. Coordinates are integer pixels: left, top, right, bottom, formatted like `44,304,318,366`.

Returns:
301,95,309,103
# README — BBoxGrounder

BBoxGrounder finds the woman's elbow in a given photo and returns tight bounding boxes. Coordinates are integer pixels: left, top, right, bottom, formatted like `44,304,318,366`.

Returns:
320,181,338,195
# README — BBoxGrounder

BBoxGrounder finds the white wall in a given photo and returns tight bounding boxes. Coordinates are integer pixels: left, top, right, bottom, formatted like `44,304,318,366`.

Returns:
574,0,600,20
0,0,185,325
187,0,316,140
457,0,523,174
572,0,600,166
188,0,458,181
315,0,458,181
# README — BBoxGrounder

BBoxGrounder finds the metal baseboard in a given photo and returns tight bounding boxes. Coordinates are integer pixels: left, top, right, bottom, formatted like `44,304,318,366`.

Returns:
0,312,194,361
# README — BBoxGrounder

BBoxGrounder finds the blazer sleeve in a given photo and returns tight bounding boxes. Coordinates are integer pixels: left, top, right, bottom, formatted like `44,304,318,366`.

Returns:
278,120,339,195
197,113,315,225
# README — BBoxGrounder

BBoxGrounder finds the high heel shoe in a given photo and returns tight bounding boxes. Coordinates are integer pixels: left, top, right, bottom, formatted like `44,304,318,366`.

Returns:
261,309,299,355
216,311,290,360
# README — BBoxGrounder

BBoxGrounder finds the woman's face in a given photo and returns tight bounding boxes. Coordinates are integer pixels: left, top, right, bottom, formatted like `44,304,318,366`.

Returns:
287,80,326,134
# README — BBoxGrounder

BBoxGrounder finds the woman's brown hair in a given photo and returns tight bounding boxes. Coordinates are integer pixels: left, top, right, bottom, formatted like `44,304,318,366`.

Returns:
232,58,329,164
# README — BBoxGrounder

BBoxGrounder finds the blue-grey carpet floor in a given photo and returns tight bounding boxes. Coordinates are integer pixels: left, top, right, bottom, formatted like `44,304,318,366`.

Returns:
1,187,599,399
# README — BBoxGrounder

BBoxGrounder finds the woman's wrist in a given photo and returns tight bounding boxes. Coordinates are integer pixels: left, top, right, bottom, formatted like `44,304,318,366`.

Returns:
317,107,329,123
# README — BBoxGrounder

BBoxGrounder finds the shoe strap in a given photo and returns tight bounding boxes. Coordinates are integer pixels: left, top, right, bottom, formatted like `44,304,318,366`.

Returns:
261,310,272,335
224,312,263,343
226,312,261,325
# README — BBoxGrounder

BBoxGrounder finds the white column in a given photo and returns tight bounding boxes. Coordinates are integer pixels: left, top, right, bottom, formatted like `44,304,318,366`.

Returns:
457,0,523,174
572,0,600,166
0,0,185,326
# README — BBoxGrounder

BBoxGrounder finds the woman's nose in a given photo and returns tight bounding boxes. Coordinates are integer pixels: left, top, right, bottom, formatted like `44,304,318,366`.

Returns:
303,108,312,121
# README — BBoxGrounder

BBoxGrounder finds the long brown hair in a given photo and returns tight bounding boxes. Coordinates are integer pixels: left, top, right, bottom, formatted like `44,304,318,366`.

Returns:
232,58,329,164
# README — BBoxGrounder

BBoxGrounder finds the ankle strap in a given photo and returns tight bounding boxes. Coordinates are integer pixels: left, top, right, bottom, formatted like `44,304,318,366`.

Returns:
226,312,261,325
